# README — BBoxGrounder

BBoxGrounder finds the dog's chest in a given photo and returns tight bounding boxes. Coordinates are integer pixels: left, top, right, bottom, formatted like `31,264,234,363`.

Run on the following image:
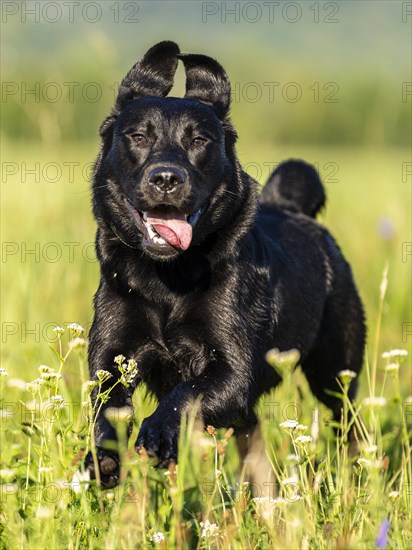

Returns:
135,300,217,398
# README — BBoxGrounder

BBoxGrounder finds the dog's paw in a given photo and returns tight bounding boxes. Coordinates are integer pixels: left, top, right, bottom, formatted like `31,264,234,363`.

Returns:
84,448,120,489
135,411,179,468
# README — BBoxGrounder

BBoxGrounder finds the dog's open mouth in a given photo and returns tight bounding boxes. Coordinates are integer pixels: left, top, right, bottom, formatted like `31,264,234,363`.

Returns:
125,200,202,252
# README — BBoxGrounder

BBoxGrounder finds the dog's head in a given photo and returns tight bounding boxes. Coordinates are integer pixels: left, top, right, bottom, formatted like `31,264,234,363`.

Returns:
93,41,252,261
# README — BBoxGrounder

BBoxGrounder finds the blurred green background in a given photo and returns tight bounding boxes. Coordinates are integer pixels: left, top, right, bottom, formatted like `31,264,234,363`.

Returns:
1,1,411,395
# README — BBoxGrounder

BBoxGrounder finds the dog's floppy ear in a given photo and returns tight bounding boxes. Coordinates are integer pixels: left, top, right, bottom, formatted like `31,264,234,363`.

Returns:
99,41,179,139
116,40,180,110
178,53,231,119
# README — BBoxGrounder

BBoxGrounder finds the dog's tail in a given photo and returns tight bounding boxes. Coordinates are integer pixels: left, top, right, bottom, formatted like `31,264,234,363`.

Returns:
260,159,326,218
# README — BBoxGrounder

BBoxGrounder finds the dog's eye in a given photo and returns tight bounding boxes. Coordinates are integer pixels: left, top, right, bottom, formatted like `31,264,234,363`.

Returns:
192,136,207,148
131,133,147,145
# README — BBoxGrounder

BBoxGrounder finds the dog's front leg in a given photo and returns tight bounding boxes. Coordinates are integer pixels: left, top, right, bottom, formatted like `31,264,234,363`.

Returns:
85,314,141,488
136,361,251,467
85,363,138,487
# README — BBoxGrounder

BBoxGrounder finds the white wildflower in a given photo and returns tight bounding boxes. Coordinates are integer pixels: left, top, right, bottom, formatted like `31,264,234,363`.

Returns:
382,349,408,359
286,453,301,462
281,475,299,486
69,337,87,351
53,326,64,335
295,435,312,445
114,354,126,365
40,372,62,381
0,368,9,378
96,370,113,383
279,420,298,430
296,424,308,432
363,396,386,408
67,323,85,333
50,395,64,409
389,491,399,499
150,531,166,544
385,363,399,373
200,519,218,539
117,358,138,387
71,469,90,494
38,365,53,374
26,378,45,394
338,370,357,384
0,469,16,481
364,445,378,454
83,380,98,395
357,458,371,469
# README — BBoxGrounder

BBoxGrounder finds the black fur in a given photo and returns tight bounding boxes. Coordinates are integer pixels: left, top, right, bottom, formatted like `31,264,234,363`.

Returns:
86,41,365,488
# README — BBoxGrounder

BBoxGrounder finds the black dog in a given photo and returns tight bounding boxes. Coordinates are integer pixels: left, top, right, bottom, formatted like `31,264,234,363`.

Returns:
86,41,365,488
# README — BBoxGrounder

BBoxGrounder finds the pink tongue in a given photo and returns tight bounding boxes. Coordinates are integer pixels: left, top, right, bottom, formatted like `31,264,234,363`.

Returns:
146,210,192,250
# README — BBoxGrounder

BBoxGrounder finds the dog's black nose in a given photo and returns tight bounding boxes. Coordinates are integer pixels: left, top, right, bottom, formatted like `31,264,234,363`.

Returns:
147,166,186,193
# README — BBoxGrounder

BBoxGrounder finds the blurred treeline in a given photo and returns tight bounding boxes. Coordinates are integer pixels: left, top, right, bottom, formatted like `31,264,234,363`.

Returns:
2,1,410,147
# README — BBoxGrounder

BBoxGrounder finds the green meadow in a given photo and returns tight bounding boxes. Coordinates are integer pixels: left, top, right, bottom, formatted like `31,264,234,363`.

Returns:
1,140,411,549
1,1,411,548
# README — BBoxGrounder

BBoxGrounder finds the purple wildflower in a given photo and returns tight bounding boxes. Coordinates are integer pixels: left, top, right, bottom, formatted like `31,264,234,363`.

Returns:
375,518,390,549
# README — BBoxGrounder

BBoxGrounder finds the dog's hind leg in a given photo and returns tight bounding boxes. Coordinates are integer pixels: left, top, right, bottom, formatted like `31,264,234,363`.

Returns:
300,289,365,438
236,418,277,499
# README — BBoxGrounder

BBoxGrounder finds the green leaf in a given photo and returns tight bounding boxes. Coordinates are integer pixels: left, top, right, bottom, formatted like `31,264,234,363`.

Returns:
48,343,65,364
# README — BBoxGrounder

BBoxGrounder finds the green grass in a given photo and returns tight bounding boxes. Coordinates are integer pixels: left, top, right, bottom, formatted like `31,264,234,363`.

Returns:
1,141,411,548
